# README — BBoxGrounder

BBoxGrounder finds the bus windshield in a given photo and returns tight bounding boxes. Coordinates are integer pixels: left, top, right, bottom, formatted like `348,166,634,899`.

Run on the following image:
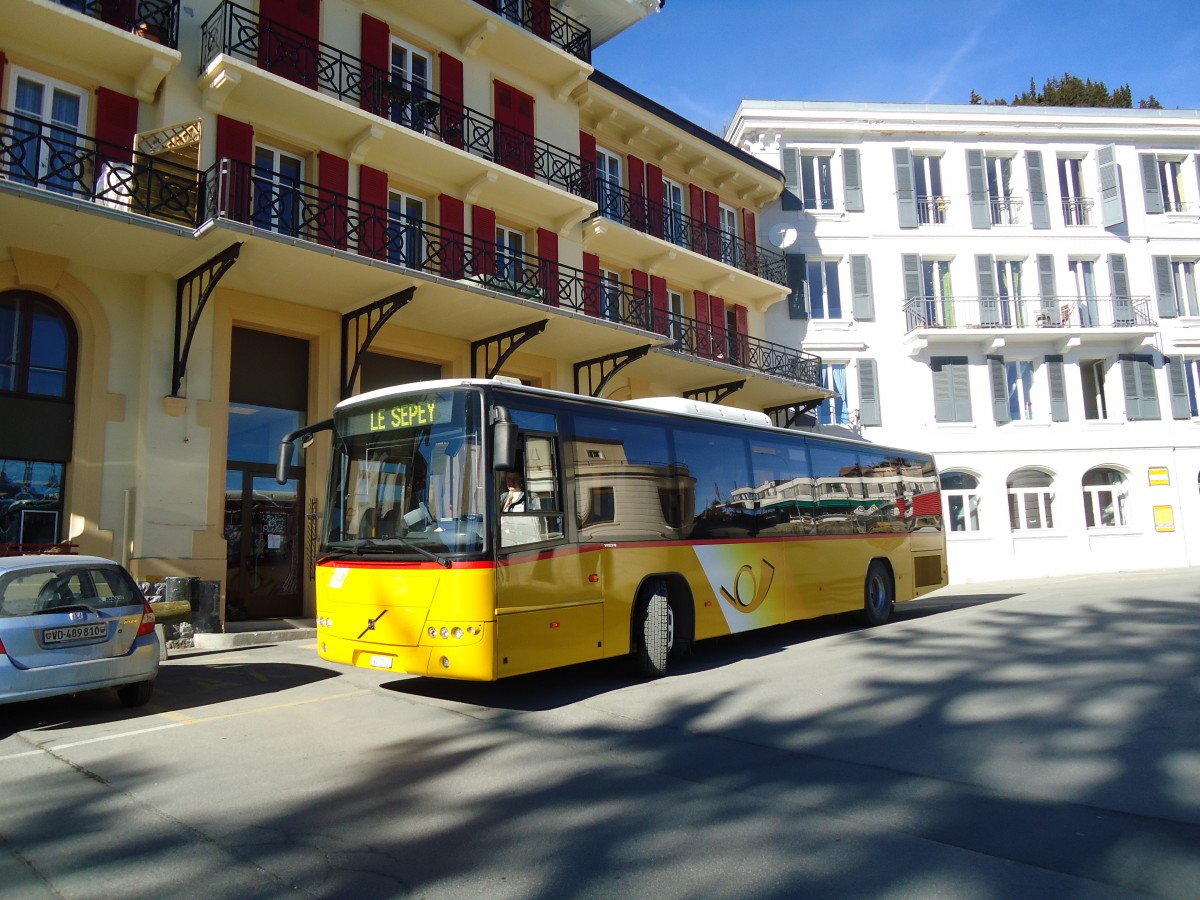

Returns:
323,390,486,559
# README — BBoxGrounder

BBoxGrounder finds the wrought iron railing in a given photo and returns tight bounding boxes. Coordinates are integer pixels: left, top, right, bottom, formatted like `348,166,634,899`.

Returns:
904,294,1156,332
916,195,949,224
665,313,822,384
200,1,592,199
1061,197,1093,226
0,108,203,225
53,0,180,49
485,0,591,63
989,196,1023,225
593,180,787,286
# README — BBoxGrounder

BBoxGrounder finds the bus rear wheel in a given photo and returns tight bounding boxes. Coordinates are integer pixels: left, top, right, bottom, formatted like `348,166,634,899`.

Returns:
861,561,894,627
635,581,673,678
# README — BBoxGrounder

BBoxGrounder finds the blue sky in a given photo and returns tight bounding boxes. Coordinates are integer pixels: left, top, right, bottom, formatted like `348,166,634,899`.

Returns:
592,0,1200,135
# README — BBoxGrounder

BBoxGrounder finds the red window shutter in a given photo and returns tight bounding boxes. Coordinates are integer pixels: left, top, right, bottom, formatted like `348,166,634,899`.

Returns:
704,191,721,259
439,194,465,278
582,253,601,317
537,227,559,306
650,276,669,336
579,131,596,198
360,13,389,115
688,183,705,253
709,295,727,359
472,205,496,277
627,154,646,230
318,151,349,250
631,269,650,330
693,290,711,358
358,165,389,259
734,303,749,366
259,0,320,87
741,209,757,255
439,53,464,148
216,115,254,222
531,0,551,39
94,87,138,164
494,80,534,176
645,164,664,239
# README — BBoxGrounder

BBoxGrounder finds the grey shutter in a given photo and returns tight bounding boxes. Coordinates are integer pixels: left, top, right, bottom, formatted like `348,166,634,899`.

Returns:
1046,354,1068,421
902,253,923,328
857,357,880,426
1108,254,1133,325
1120,354,1160,420
988,355,1011,423
781,148,801,194
843,148,863,212
1026,150,1050,229
1153,255,1177,318
976,254,999,326
1140,153,1164,214
966,149,991,229
893,147,917,228
850,254,874,319
1167,355,1190,419
1037,254,1057,323
932,356,971,423
785,252,808,319
1097,144,1125,227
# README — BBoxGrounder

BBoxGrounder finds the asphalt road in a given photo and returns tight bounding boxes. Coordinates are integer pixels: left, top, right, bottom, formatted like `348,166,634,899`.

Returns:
2,567,1199,899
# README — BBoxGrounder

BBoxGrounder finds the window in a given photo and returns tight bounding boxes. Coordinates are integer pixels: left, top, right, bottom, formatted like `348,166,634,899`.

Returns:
1005,359,1036,421
387,191,425,269
1083,467,1128,528
252,145,305,236
922,259,954,326
666,290,685,343
1181,357,1200,417
807,259,842,319
1159,158,1187,212
389,38,433,131
913,154,946,224
1068,259,1099,327
1081,359,1109,420
0,293,74,398
1057,157,1091,225
8,70,87,195
495,225,526,282
817,362,848,426
1120,354,1161,421
1170,260,1200,317
940,470,981,532
1007,468,1054,531
995,259,1024,326
596,148,622,221
931,356,972,423
800,154,834,210
986,155,1019,224
599,268,622,322
662,178,686,246
0,459,66,549
718,203,740,267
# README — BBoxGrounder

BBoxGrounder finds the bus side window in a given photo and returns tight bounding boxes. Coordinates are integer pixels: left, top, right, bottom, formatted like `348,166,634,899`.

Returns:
500,434,564,547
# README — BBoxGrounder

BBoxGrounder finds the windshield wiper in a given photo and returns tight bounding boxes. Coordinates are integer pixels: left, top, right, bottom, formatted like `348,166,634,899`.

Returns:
337,538,451,568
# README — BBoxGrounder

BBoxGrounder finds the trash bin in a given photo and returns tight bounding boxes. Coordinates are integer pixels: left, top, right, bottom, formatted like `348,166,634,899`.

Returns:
163,575,197,607
192,579,222,633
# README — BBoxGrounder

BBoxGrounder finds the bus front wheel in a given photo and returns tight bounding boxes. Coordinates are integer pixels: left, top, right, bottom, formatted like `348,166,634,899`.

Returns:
635,581,673,678
861,561,894,627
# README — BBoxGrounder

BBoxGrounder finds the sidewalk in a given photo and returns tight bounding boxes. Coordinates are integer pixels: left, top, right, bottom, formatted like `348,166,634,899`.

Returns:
190,617,316,650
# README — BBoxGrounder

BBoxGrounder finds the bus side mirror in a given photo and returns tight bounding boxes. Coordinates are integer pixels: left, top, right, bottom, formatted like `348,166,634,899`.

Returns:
492,408,517,471
277,419,333,484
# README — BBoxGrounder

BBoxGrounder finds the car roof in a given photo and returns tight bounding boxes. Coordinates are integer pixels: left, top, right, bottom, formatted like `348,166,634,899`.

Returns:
0,555,123,573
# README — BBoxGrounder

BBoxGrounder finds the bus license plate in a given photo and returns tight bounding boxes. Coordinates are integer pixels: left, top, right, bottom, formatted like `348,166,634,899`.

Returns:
44,623,108,644
369,655,393,669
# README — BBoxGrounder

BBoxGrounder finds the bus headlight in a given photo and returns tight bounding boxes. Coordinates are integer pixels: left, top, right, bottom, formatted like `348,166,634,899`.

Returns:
428,627,437,638
440,627,450,639
451,627,463,639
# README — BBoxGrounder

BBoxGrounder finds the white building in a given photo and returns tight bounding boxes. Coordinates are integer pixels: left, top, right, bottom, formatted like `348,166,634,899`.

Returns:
727,101,1200,582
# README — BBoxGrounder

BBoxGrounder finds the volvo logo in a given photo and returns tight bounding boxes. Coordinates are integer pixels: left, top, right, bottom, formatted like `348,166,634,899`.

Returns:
357,608,388,640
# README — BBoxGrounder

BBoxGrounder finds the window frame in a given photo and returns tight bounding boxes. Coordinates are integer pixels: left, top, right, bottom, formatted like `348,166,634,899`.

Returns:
807,258,842,319
940,470,982,533
1082,466,1129,529
1007,468,1056,532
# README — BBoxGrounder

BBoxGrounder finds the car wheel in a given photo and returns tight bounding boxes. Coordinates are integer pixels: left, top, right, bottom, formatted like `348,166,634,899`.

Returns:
860,561,894,627
117,680,154,708
635,581,672,678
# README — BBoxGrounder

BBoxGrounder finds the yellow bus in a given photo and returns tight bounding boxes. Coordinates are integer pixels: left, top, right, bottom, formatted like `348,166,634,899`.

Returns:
278,379,947,680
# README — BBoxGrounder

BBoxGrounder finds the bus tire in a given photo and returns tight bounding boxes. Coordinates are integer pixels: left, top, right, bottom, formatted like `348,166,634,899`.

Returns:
635,581,672,678
861,560,894,627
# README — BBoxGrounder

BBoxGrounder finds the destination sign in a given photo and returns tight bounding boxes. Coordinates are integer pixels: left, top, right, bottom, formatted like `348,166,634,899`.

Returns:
341,393,456,436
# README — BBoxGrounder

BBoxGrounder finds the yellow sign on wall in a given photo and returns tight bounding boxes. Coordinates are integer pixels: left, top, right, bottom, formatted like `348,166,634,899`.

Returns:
1153,506,1175,532
1148,467,1170,486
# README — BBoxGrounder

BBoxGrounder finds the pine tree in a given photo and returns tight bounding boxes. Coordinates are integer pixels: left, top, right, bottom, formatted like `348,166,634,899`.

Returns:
971,74,1160,109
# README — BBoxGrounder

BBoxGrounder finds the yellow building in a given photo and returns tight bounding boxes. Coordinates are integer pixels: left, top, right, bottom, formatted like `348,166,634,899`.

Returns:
0,0,825,621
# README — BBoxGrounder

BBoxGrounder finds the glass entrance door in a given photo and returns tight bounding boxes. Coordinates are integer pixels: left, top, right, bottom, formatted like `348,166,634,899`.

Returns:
225,466,303,620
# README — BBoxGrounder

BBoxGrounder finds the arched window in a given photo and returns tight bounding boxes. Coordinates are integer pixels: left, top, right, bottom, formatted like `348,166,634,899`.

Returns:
1083,467,1128,528
0,291,75,398
940,470,981,532
1007,468,1054,531
0,291,77,550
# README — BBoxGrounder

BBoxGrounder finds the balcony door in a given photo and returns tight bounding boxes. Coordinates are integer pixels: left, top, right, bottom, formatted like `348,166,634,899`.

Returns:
258,0,320,88
252,145,304,237
494,81,534,176
8,70,86,195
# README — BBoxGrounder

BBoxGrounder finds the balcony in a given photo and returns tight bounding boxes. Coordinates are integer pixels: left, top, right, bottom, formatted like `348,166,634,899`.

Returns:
663,315,821,385
1061,197,1093,226
200,2,592,211
916,195,949,225
0,108,203,227
8,0,181,102
476,0,592,63
989,196,1023,226
903,294,1159,353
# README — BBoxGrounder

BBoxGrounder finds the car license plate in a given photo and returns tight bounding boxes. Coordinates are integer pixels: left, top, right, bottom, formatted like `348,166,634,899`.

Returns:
43,623,108,644
369,655,393,669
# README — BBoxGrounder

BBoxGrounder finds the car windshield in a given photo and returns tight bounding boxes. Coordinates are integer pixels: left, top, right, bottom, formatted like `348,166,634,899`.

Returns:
324,390,487,559
0,565,143,617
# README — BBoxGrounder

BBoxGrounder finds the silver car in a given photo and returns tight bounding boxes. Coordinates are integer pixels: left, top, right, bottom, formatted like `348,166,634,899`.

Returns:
0,555,159,707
